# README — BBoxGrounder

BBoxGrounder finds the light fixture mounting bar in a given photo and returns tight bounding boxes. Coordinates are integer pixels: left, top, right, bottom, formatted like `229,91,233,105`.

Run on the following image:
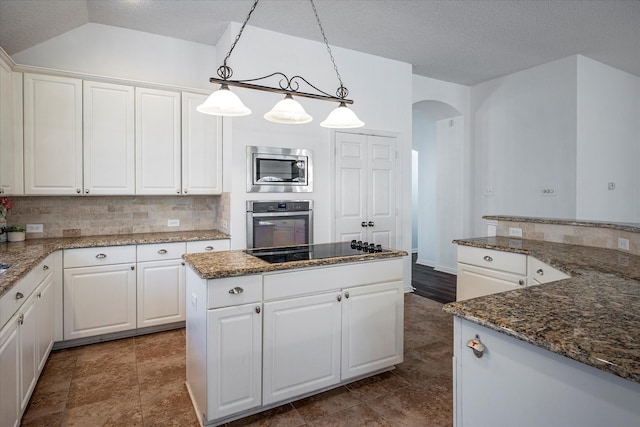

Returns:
208,77,354,105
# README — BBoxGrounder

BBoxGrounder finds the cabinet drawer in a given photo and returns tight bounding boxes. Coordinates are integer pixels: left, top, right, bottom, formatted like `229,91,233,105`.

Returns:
0,255,53,329
528,257,570,285
457,245,526,275
207,275,262,309
186,239,230,254
137,242,186,262
64,245,136,268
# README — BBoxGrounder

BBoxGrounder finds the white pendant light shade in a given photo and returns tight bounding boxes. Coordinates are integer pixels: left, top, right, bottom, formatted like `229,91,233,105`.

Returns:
320,102,364,128
264,95,313,124
196,84,251,116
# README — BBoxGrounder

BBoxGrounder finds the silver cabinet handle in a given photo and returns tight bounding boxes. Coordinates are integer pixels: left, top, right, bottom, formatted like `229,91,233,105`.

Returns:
204,246,214,251
43,265,49,270
37,292,42,299
483,255,493,262
368,221,374,227
345,291,350,299
96,253,107,259
255,306,261,314
518,279,525,286
466,335,485,358
337,294,342,302
361,221,368,227
18,313,24,325
537,268,544,276
157,249,168,254
15,292,24,300
229,287,244,295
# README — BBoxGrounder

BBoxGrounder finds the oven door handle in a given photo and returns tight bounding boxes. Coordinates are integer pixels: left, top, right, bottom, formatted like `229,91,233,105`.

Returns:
250,211,310,218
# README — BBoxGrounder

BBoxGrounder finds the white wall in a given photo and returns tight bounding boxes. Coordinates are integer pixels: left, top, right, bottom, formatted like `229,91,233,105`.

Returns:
470,56,579,235
576,56,640,222
12,23,217,90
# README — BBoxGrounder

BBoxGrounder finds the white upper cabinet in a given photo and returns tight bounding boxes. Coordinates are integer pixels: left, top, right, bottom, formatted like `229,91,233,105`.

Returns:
135,87,181,195
181,92,222,195
0,58,23,195
83,81,135,195
24,74,83,195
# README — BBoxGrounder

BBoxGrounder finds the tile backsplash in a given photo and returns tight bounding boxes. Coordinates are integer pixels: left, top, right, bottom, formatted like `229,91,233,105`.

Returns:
5,194,230,239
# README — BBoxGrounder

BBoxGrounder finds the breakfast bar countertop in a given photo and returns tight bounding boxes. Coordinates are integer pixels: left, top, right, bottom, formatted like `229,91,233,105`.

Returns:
0,230,230,298
444,236,640,384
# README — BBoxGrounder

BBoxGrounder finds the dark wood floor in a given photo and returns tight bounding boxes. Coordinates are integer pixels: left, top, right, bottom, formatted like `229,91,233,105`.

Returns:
411,253,457,304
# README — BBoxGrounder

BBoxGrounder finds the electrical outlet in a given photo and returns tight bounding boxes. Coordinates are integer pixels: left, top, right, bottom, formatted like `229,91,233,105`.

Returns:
618,237,630,251
26,224,43,233
509,227,523,237
484,187,494,196
541,187,556,196
608,182,616,191
222,220,228,231
168,219,180,227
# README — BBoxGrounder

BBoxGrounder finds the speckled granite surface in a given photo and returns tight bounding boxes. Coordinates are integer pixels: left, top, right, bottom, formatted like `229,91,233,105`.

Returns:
0,230,229,298
444,236,640,384
183,248,408,280
484,215,640,233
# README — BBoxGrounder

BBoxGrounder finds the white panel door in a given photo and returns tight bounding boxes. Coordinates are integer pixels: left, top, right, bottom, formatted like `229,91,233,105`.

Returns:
19,293,38,412
0,316,20,427
23,73,82,195
263,292,342,405
341,281,404,380
83,81,135,195
207,303,262,419
137,259,185,327
35,271,55,373
63,264,136,339
0,60,23,195
135,87,181,195
335,132,397,248
182,92,222,195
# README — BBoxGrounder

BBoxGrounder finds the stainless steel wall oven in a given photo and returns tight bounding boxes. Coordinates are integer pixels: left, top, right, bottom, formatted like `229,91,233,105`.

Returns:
247,146,313,193
246,200,313,249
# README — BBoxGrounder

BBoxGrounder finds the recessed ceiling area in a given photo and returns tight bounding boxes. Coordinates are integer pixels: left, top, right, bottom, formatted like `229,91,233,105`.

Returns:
0,0,638,85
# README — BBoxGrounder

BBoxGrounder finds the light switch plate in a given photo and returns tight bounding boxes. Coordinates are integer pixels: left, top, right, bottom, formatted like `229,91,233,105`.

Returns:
509,227,523,237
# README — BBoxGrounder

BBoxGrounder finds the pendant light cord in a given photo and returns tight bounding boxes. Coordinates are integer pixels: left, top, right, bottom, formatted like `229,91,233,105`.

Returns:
310,0,348,99
219,0,260,78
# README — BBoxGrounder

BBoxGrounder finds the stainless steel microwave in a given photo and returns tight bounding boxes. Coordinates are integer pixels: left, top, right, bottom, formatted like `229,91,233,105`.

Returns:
247,146,313,193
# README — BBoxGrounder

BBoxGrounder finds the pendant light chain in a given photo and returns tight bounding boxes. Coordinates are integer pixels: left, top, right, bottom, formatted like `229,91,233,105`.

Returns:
219,0,260,79
309,0,348,99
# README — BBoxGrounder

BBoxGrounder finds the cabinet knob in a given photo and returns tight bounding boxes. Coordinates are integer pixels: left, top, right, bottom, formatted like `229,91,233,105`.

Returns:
466,335,485,358
176,189,180,194
130,266,135,271
184,189,188,194
85,189,89,194
255,306,261,314
76,188,81,194
157,249,168,254
204,246,214,251
181,262,185,266
368,221,374,227
483,255,493,262
96,253,107,259
15,292,24,300
518,279,525,286
361,221,368,227
43,265,49,270
229,287,244,295
37,292,42,299
345,291,350,299
536,268,544,276
337,294,342,302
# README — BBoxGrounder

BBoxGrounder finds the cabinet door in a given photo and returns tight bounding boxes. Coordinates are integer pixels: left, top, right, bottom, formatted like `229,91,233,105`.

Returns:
182,92,222,195
457,263,526,301
24,73,82,195
341,281,404,380
63,264,136,340
35,271,55,373
83,81,135,195
263,292,342,405
135,87,181,195
19,293,38,412
0,60,23,195
0,316,20,427
207,303,262,419
137,259,185,328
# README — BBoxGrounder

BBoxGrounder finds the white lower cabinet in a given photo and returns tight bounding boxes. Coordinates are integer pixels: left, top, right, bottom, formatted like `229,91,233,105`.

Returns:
207,303,262,419
263,292,342,405
64,262,136,340
137,259,185,327
18,293,37,413
0,316,19,427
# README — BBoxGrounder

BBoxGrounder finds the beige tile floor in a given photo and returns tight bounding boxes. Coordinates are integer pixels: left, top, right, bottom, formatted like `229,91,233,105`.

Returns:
22,294,453,426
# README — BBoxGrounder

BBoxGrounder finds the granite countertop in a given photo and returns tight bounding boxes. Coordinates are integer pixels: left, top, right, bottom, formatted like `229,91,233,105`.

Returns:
444,236,640,384
484,215,640,233
0,230,229,298
183,248,408,280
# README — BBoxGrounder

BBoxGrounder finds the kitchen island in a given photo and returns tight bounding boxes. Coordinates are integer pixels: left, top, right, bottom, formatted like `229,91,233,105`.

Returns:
445,236,640,427
182,243,407,427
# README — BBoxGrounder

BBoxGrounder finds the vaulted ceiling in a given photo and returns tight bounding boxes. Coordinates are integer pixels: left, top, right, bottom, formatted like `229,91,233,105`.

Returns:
1,0,638,85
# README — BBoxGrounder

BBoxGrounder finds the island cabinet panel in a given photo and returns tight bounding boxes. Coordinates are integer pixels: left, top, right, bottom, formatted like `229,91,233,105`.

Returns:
206,303,262,419
262,292,342,405
0,316,19,427
341,280,404,380
527,256,569,285
454,318,640,427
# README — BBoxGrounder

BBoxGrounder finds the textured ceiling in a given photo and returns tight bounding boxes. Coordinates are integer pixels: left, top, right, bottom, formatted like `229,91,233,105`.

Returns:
0,0,638,85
